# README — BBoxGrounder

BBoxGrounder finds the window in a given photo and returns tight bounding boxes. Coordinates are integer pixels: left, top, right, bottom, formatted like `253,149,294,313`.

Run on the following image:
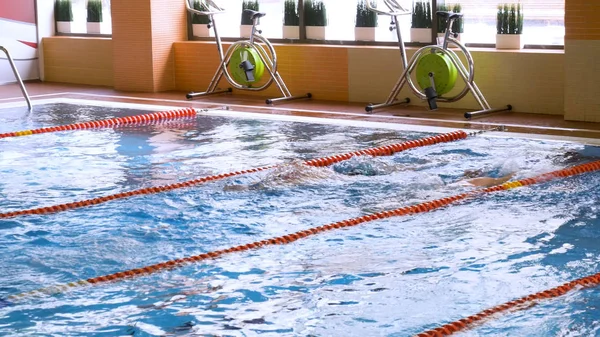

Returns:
62,0,112,35
310,0,413,42
444,0,564,45
201,0,284,38
188,0,564,46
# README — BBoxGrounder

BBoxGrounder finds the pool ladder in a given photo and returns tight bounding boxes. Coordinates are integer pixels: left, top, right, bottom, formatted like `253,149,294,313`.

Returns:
1,46,32,110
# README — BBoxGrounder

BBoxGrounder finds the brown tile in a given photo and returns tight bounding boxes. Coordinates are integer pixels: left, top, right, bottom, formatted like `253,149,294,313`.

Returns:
2,81,600,141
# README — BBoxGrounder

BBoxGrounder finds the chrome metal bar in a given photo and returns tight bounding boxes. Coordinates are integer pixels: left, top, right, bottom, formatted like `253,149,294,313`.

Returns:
186,88,231,99
0,46,32,110
266,93,312,105
465,105,512,119
184,0,310,104
366,98,410,113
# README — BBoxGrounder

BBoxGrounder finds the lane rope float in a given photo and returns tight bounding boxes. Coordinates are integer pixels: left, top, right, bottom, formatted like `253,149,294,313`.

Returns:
0,130,476,220
0,107,199,139
4,159,600,305
414,273,600,336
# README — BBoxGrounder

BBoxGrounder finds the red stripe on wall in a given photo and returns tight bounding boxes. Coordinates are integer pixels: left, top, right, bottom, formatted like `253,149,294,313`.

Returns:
0,0,36,24
18,40,38,49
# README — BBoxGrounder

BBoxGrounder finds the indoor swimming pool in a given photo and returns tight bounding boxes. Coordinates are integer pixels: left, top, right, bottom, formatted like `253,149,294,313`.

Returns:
1,99,600,336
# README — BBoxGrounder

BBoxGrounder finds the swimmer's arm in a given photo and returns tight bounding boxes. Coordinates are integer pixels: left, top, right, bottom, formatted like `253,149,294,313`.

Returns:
464,173,515,188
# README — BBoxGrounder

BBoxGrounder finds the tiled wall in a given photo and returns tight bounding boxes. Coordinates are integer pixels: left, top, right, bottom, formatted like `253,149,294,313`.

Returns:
43,37,564,115
150,0,187,92
174,42,349,102
348,47,564,115
111,0,153,92
175,42,563,114
564,0,600,121
111,0,186,92
43,37,113,86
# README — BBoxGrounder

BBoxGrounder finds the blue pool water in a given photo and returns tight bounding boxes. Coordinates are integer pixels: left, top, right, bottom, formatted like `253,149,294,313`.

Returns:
1,100,600,336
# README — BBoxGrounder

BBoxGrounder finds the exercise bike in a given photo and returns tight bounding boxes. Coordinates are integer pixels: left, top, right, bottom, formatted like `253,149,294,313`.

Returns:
365,0,511,119
184,0,311,105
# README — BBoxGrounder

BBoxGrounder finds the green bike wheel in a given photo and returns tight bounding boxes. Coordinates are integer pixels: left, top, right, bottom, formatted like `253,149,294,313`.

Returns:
229,47,265,86
415,53,458,96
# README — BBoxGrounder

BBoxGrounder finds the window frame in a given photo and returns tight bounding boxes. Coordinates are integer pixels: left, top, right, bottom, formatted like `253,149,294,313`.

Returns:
53,0,563,50
186,0,564,50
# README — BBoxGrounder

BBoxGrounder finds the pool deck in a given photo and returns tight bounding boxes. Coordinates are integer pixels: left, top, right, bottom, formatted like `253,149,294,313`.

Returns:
3,81,600,142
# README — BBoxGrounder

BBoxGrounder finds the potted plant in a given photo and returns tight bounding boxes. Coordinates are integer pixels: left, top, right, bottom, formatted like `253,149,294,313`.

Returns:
192,0,213,37
355,0,377,41
436,3,448,42
451,3,464,39
283,0,300,39
54,0,73,34
241,0,259,38
304,0,327,40
410,0,432,43
496,3,524,49
86,0,103,34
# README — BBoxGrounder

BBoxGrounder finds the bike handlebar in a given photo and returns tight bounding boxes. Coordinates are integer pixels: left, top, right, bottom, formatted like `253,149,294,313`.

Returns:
184,0,225,16
366,0,411,16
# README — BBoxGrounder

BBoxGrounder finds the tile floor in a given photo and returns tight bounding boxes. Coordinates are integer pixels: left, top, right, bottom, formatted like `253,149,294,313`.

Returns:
2,81,600,140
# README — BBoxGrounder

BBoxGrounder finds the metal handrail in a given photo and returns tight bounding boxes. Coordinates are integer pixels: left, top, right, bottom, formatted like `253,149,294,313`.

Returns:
0,46,32,110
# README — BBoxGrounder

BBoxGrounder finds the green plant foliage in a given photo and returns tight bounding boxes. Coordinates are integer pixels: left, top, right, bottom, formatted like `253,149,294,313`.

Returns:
86,0,103,23
436,3,448,33
54,0,73,22
192,0,211,24
304,0,327,27
411,0,431,29
284,0,299,26
497,2,522,34
241,0,260,25
355,0,377,28
451,3,463,33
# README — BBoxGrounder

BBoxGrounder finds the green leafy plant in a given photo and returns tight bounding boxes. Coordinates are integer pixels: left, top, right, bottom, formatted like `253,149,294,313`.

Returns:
436,3,448,33
54,0,73,22
497,3,523,34
438,3,462,33
284,0,299,26
355,0,377,28
192,0,210,25
411,0,431,29
241,0,260,25
451,4,463,34
86,0,103,23
304,0,327,27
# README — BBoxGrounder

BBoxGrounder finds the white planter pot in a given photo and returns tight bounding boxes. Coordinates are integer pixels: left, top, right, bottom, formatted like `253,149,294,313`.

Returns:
496,34,524,49
410,28,432,43
192,24,212,38
355,27,376,41
86,22,102,34
240,25,253,38
306,26,326,40
56,21,73,33
282,25,299,39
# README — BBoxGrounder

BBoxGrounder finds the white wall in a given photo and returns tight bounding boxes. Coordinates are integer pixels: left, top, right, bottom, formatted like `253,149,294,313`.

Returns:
36,0,57,81
0,0,39,83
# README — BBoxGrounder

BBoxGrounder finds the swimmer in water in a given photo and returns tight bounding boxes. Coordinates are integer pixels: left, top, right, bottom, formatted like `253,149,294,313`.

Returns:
458,170,515,187
223,159,335,191
224,157,517,192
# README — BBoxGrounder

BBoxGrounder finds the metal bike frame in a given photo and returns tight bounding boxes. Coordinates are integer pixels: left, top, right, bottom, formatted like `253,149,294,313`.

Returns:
184,0,310,104
0,46,32,110
365,0,511,118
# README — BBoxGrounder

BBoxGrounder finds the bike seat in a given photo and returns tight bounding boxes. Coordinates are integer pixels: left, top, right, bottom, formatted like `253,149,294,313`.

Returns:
436,11,463,20
243,9,266,20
